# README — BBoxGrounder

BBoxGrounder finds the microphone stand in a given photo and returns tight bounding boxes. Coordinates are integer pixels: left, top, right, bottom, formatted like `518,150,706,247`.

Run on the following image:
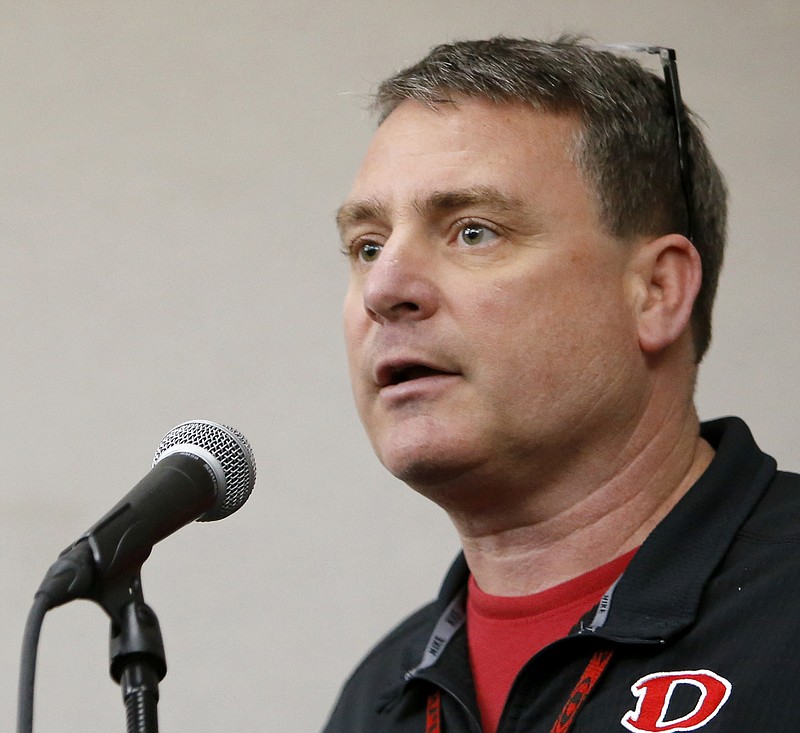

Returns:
96,572,167,733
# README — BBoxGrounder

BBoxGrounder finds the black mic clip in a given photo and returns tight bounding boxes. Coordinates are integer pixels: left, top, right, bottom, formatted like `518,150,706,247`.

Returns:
105,573,167,733
100,571,167,683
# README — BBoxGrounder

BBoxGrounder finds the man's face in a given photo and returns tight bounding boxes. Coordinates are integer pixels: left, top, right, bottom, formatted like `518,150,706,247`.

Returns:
339,98,645,497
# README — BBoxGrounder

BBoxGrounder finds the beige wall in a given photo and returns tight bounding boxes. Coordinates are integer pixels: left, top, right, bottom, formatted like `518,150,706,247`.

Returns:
2,1,798,730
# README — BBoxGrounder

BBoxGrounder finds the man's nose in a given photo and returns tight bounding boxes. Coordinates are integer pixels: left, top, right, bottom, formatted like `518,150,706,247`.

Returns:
361,237,438,324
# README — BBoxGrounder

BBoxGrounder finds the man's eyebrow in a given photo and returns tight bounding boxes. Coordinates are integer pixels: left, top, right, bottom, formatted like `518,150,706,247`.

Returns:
336,198,388,236
336,186,536,236
412,187,526,218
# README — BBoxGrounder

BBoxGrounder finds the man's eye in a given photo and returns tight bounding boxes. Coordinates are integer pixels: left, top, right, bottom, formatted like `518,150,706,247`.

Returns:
459,224,498,246
357,242,382,263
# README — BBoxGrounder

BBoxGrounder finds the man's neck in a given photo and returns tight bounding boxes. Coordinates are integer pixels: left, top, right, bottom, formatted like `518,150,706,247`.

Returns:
450,405,713,597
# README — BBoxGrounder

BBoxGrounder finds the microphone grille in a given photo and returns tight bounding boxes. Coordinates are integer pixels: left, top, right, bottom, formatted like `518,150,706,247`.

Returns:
153,420,257,522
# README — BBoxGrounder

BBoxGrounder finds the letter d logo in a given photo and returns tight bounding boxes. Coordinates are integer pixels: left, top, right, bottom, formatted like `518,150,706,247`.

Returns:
621,670,732,732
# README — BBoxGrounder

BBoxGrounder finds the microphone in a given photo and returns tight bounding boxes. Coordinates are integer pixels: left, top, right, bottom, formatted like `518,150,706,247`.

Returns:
38,420,256,607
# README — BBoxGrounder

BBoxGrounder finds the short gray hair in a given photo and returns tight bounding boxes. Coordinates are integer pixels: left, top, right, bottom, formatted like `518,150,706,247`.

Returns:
373,36,727,362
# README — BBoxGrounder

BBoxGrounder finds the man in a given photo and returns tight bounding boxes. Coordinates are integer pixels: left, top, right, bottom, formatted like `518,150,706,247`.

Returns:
325,36,800,732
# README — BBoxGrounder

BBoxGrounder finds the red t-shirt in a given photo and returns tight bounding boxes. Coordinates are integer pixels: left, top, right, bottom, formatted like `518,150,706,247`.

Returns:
467,550,636,733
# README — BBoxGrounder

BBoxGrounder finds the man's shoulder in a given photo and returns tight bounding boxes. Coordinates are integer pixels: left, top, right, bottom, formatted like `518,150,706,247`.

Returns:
699,417,800,543
739,468,800,539
321,598,441,732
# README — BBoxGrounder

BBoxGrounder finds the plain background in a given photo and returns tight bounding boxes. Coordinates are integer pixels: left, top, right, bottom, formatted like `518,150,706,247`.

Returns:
1,1,798,730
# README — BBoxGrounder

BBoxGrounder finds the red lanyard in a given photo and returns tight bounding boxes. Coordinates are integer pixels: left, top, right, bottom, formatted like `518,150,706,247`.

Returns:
550,648,614,732
425,648,614,733
426,688,443,733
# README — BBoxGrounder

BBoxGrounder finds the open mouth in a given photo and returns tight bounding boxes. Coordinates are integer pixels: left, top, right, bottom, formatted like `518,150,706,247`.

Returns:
376,362,457,388
389,365,447,385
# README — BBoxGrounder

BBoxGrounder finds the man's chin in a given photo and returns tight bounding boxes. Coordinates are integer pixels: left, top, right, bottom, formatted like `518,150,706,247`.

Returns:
367,413,487,487
378,446,485,497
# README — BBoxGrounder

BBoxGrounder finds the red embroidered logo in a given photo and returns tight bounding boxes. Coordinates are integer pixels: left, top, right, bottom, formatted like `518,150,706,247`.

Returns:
621,670,732,732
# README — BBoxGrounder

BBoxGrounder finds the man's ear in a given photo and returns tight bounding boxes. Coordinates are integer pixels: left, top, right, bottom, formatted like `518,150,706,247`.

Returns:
629,234,702,355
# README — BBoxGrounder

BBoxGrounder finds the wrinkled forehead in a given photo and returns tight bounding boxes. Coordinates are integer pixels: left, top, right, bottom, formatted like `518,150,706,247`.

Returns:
338,98,598,233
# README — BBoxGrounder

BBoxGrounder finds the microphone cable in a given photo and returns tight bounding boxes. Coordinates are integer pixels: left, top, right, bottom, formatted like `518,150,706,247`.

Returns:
17,542,95,733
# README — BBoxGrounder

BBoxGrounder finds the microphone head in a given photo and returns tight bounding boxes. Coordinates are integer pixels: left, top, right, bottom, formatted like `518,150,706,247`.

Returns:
153,420,256,522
